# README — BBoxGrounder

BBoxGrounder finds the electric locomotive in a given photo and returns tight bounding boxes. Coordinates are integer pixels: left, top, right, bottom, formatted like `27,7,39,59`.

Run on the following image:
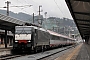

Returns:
13,26,50,51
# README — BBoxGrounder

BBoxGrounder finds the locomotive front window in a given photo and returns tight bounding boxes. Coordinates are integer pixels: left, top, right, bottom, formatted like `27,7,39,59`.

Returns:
15,27,32,34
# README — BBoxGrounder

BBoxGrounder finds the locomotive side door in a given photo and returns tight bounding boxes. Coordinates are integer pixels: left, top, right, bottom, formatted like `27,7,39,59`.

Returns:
32,28,38,47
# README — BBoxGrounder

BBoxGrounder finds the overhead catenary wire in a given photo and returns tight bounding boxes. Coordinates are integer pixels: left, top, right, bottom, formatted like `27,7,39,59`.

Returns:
15,0,38,15
24,0,44,16
56,0,68,18
16,0,25,5
53,0,64,18
24,0,30,4
1,0,67,18
31,0,39,5
0,5,32,15
2,0,31,14
10,5,32,8
10,4,32,15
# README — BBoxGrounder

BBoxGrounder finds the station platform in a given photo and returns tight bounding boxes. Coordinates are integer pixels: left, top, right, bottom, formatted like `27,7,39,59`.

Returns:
55,43,90,60
0,44,12,49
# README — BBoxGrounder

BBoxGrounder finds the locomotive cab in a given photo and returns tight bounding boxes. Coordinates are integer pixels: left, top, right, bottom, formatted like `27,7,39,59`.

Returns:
13,26,33,50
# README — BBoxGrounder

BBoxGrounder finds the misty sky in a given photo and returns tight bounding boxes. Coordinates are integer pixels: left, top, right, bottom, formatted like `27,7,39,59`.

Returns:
0,0,72,19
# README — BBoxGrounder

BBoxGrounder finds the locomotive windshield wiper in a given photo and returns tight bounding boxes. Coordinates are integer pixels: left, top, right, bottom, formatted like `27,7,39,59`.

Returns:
20,30,28,34
24,30,28,35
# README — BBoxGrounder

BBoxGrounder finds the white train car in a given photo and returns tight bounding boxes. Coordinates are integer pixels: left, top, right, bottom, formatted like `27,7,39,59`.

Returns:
47,30,75,48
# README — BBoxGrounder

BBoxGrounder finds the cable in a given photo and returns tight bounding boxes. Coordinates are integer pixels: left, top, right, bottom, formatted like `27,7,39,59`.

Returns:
57,0,68,17
16,0,25,5
14,0,35,15
10,5,32,8
10,4,31,15
53,0,64,17
31,0,39,5
24,0,29,4
10,0,34,15
0,0,33,16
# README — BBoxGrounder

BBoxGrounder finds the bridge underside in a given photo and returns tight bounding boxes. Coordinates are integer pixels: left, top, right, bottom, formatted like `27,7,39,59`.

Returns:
65,0,90,44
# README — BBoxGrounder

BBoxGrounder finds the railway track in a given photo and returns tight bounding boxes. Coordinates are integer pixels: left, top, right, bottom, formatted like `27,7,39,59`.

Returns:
38,44,78,60
0,48,11,56
11,45,77,60
0,54,26,60
37,45,75,60
0,45,77,60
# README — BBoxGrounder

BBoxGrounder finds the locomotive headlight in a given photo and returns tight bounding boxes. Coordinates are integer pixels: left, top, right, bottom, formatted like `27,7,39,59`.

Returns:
28,40,31,42
15,40,18,42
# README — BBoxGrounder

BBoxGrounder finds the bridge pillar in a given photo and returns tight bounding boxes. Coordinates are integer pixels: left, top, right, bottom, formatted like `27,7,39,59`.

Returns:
5,30,7,48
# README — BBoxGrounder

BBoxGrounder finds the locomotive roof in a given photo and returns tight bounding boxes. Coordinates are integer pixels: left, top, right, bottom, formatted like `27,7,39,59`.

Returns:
15,26,47,32
31,26,47,32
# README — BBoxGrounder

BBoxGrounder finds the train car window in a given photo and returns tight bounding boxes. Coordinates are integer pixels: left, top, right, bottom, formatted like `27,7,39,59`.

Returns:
59,37,62,40
51,35,55,40
56,36,58,40
57,36,60,40
54,36,56,40
55,36,57,40
60,37,62,40
52,35,54,40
